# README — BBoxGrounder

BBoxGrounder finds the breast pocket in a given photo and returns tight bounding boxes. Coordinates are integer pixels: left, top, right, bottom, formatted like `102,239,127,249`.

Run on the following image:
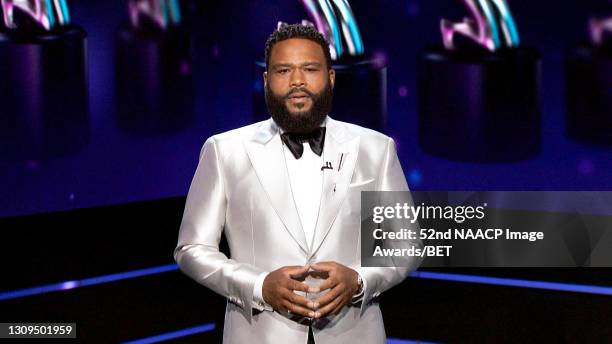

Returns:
349,178,375,188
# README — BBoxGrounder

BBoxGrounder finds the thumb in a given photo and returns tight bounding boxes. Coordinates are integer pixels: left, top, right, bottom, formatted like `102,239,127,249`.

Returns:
288,264,311,279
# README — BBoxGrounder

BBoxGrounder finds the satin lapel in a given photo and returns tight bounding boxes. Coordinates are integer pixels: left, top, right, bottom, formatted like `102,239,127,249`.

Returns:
244,129,309,254
309,127,360,258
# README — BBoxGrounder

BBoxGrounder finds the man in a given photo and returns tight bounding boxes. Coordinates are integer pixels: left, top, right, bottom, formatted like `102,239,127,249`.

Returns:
174,23,422,343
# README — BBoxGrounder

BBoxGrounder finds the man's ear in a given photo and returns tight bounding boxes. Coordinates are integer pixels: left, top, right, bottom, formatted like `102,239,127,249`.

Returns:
263,71,268,88
329,68,335,89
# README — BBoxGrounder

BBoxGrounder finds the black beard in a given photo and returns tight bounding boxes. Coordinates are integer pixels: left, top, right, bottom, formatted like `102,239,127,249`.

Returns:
265,82,333,134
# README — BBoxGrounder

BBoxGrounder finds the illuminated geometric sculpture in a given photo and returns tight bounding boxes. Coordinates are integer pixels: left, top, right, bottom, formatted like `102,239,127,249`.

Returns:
417,0,541,162
1,0,70,31
128,0,181,30
0,0,88,160
298,0,363,60
115,0,193,135
589,2,612,47
441,0,520,51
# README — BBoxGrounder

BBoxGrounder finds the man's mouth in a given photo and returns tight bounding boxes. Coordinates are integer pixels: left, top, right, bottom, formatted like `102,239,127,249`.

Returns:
287,92,310,100
286,92,312,110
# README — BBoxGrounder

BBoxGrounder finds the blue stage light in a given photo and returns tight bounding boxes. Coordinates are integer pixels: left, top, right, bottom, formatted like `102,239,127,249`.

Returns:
410,271,612,296
3,264,612,302
0,264,178,301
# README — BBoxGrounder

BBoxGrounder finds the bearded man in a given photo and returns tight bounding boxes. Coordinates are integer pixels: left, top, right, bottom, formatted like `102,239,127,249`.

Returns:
174,23,422,344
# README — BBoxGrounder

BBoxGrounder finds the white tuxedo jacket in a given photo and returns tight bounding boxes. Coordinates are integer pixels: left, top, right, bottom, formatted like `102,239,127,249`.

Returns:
174,117,423,344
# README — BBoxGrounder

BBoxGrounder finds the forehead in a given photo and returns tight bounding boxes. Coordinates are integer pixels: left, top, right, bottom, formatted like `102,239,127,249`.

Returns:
269,38,326,65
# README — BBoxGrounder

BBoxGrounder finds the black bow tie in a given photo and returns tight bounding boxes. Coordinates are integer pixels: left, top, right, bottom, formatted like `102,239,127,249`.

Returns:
280,127,326,159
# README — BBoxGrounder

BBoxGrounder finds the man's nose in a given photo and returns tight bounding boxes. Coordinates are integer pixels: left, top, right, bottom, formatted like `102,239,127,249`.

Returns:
290,69,305,88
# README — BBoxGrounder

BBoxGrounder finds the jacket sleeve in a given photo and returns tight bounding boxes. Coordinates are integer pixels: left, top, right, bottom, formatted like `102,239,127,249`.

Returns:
353,137,423,314
173,137,264,322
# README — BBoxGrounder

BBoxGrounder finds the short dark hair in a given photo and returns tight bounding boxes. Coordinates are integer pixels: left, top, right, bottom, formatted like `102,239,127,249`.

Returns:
265,23,332,70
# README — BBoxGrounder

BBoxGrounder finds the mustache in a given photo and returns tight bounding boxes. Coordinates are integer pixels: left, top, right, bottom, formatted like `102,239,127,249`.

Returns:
284,88,315,99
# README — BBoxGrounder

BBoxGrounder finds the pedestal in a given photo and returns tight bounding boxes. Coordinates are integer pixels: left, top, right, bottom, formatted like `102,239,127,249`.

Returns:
566,45,612,145
115,27,194,135
418,46,541,162
0,26,89,160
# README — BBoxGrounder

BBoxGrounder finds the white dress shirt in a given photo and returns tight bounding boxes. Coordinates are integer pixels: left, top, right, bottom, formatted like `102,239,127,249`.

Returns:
283,139,324,250
253,124,324,310
252,119,364,311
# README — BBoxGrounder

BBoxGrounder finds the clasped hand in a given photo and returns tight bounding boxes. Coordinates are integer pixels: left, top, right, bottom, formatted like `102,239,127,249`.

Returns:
262,261,360,319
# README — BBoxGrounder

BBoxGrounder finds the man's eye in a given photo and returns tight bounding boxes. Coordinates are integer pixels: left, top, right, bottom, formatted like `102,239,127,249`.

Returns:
277,69,289,74
305,68,319,72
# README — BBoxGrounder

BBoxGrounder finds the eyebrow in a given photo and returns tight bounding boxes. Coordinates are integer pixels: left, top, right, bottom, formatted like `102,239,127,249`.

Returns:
271,62,323,69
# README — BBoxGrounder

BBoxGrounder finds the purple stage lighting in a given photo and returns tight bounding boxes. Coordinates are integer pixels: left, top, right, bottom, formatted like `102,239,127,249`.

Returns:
128,0,181,31
440,0,520,51
1,0,71,31
589,1,612,47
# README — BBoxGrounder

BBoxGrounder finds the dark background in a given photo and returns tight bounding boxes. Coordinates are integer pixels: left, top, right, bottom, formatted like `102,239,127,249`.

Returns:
1,1,611,342
1,0,611,218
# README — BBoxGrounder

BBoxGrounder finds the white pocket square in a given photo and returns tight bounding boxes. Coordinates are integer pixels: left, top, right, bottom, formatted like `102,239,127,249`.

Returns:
349,178,375,187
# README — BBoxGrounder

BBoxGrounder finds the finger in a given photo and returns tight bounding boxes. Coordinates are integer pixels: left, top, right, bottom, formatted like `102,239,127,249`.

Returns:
310,262,334,272
286,264,310,274
286,279,313,293
274,300,288,313
313,284,342,308
288,264,311,280
286,290,316,309
331,295,349,315
282,300,316,318
315,293,344,318
315,276,338,293
284,264,309,274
